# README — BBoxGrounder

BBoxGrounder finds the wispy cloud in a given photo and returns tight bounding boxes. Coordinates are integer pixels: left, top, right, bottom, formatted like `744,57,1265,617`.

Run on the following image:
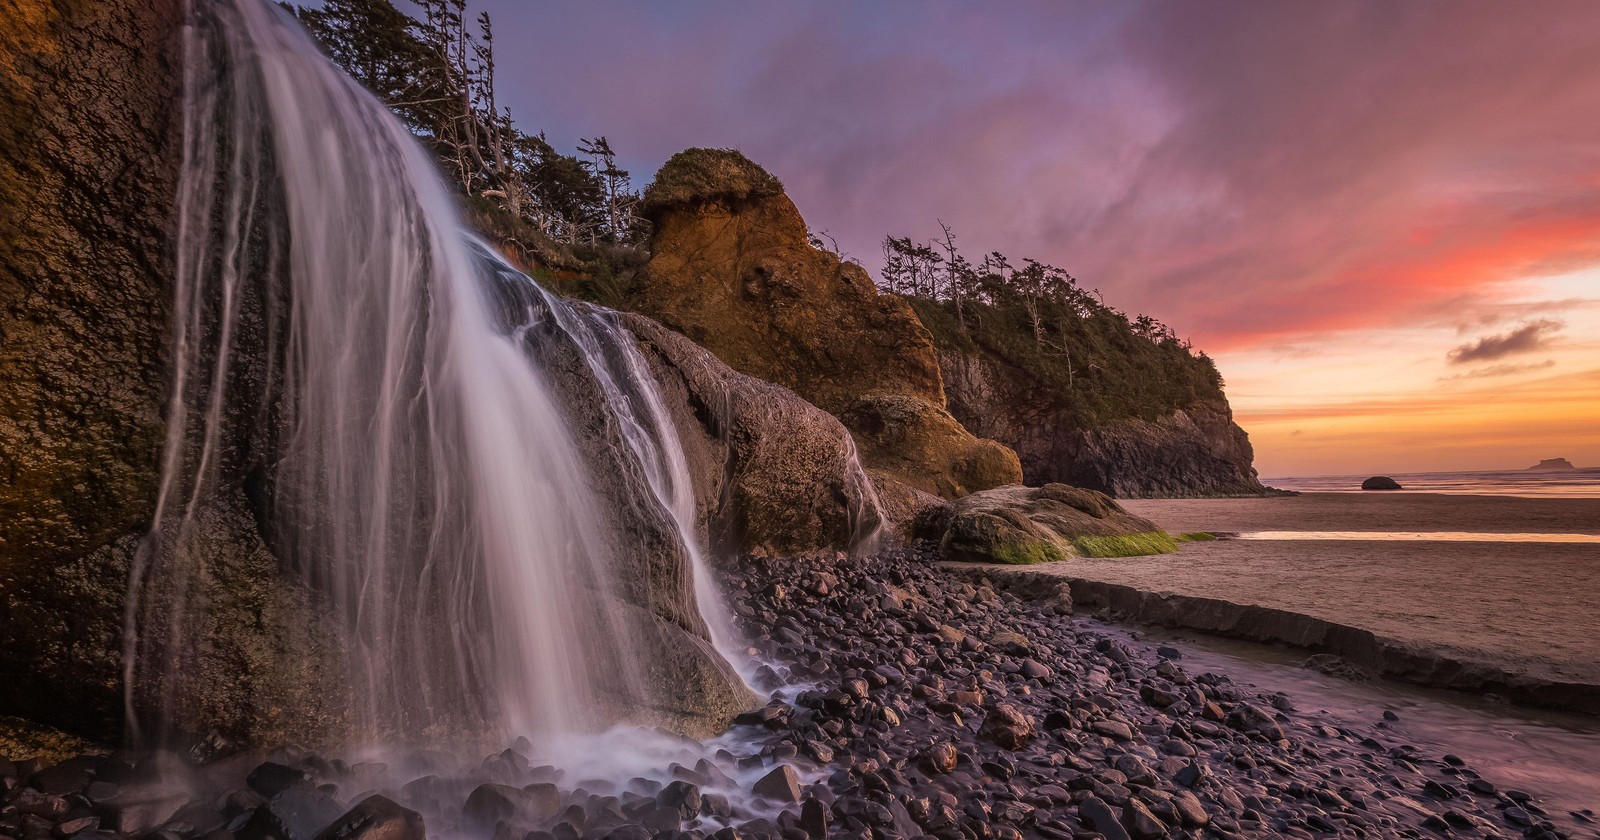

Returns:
1447,319,1564,365
1438,359,1557,381
481,0,1600,350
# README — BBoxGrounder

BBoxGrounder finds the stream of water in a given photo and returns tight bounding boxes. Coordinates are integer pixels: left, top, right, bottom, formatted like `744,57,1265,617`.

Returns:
123,0,795,751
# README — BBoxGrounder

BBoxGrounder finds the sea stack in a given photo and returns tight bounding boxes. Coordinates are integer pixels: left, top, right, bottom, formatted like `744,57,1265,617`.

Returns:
1526,458,1577,471
1362,476,1403,490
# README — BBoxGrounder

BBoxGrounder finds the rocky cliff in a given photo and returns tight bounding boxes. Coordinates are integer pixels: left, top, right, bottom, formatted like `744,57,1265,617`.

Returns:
622,149,1022,500
0,9,876,747
1,0,195,740
939,348,1270,498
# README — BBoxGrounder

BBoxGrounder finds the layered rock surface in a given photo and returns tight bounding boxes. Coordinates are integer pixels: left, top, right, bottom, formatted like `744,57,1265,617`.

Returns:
939,351,1269,498
624,149,1021,500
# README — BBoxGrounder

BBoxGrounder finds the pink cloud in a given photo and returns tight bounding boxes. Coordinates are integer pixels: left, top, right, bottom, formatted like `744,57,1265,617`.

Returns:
479,0,1600,351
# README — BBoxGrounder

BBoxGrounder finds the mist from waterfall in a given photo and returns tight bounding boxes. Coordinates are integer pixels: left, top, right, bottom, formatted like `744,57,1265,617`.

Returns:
124,0,780,747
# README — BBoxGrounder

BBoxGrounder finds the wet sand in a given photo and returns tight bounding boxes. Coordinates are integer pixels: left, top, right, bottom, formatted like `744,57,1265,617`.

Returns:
978,493,1600,709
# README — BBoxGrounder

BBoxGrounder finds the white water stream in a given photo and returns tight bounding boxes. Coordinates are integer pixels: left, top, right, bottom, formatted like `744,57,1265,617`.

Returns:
122,0,867,751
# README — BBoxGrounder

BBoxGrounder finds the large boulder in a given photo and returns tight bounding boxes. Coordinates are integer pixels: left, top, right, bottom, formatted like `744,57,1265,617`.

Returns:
627,149,1021,499
939,484,1176,565
616,313,884,556
842,394,1022,499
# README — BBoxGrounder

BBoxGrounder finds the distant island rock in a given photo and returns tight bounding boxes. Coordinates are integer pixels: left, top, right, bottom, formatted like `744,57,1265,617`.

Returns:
1526,458,1577,471
1362,476,1403,491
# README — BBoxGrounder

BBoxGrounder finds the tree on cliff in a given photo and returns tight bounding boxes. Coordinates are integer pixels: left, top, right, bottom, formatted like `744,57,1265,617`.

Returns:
881,229,1224,427
289,0,641,248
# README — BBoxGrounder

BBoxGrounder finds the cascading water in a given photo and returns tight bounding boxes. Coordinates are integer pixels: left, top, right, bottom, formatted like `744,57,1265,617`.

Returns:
124,0,830,748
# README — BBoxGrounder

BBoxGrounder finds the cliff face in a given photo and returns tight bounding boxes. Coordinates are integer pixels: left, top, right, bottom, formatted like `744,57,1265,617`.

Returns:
0,0,365,745
940,350,1269,498
0,11,877,747
626,149,1022,500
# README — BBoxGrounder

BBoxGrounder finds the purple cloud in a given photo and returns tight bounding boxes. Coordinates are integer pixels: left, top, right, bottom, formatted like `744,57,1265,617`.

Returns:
473,0,1600,349
1447,319,1565,365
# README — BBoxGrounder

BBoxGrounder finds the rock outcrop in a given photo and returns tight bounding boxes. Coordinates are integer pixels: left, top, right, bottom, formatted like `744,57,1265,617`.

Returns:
616,314,883,556
1361,476,1403,491
938,484,1174,565
625,149,1021,500
1526,458,1576,471
939,351,1269,498
0,0,365,748
3,8,828,747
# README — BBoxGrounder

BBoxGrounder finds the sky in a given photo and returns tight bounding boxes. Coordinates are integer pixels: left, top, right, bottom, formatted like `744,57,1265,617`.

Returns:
458,0,1600,477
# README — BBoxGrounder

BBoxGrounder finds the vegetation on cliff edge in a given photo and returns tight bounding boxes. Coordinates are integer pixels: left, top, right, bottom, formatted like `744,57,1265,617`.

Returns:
877,229,1226,429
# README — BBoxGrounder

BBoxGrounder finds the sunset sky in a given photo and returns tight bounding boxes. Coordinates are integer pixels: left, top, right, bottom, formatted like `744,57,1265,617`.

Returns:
465,0,1600,477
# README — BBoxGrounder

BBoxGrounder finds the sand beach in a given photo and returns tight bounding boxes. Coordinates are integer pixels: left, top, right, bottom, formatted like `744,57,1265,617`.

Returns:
969,492,1600,710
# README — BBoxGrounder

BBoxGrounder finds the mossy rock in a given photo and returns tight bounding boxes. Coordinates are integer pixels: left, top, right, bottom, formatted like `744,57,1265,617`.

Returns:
1072,532,1180,558
939,483,1174,564
642,148,784,219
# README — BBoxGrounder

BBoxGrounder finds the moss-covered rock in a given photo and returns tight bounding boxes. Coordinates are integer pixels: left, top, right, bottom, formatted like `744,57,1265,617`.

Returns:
939,484,1173,564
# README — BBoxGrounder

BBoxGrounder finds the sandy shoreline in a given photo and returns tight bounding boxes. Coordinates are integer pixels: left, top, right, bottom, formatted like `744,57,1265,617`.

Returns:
967,492,1600,711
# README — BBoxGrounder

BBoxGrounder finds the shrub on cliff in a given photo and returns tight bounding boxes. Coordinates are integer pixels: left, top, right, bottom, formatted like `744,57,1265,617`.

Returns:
641,148,785,218
879,229,1225,429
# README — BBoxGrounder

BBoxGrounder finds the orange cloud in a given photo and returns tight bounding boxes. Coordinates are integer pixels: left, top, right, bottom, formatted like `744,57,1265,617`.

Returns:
1241,367,1600,475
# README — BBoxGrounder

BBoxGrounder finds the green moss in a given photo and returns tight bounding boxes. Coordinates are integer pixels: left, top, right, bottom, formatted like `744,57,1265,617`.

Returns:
1175,531,1218,542
1071,531,1180,558
988,540,1070,565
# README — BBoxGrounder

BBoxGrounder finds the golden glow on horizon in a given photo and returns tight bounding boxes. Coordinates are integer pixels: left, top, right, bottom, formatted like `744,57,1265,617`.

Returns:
1221,269,1600,477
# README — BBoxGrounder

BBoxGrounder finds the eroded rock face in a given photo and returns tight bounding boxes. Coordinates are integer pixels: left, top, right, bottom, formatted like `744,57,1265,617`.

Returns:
0,0,184,738
616,313,882,557
938,484,1172,565
842,394,1022,500
0,5,756,747
628,149,1021,499
940,352,1269,498
0,0,362,749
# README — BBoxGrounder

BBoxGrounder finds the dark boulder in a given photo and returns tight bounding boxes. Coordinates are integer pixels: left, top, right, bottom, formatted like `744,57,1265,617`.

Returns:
1362,476,1403,491
312,796,424,840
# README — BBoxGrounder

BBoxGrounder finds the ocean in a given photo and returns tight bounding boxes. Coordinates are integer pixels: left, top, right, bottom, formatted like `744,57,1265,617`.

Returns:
1264,467,1600,498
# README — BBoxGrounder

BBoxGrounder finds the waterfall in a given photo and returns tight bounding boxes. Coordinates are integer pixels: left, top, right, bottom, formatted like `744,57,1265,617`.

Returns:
125,0,768,747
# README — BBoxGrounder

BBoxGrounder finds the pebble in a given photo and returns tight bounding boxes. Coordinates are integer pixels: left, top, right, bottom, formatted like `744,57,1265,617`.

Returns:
2,545,1583,840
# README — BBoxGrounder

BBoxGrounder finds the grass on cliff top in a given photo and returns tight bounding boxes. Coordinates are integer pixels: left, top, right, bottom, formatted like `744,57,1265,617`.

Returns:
1071,531,1180,558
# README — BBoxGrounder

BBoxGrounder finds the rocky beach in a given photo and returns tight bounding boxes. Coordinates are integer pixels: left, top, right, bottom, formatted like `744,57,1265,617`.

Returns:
959,493,1600,712
4,3,1599,840
4,546,1597,840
